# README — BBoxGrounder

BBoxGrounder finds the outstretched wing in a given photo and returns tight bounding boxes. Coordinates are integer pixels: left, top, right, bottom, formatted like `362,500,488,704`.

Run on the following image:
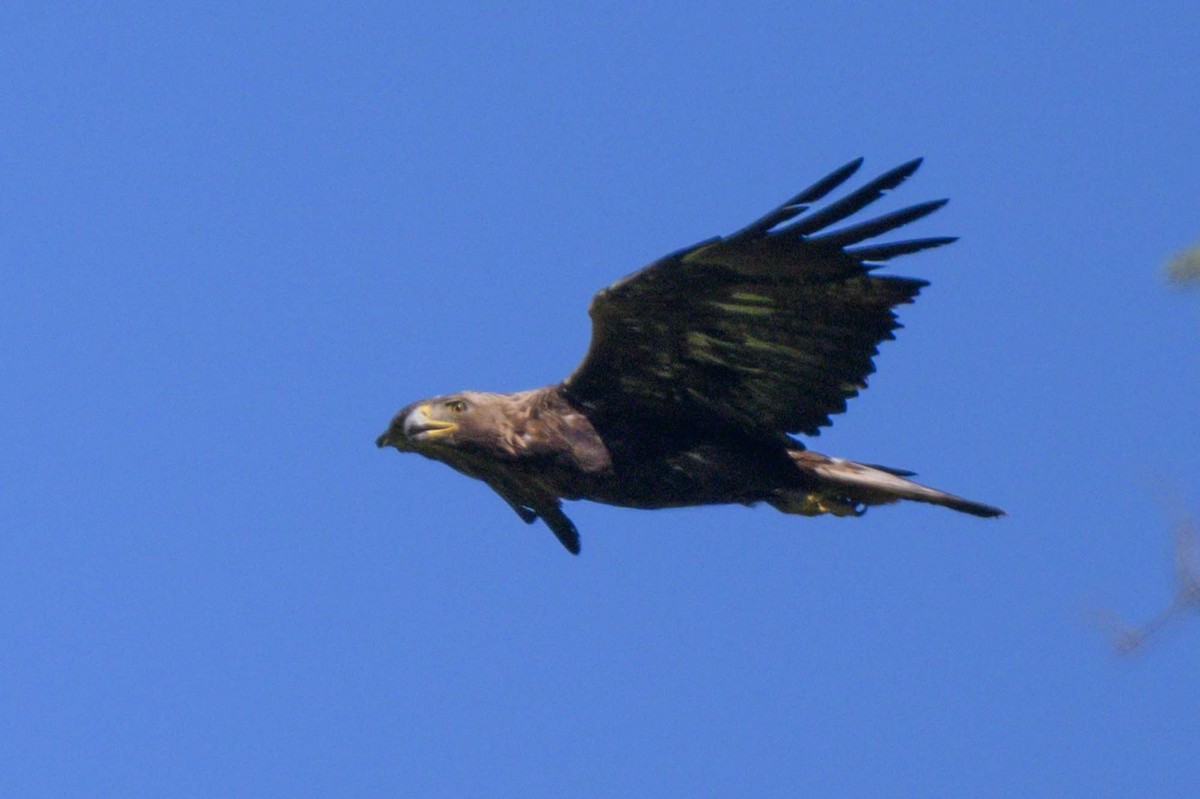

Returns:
562,158,955,437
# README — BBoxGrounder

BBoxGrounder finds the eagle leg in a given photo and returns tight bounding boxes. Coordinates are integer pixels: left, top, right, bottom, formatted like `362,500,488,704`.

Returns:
484,480,540,524
483,479,581,554
536,502,582,555
507,500,539,525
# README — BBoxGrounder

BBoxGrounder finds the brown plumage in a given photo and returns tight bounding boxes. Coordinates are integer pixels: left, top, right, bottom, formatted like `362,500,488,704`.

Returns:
377,158,1003,554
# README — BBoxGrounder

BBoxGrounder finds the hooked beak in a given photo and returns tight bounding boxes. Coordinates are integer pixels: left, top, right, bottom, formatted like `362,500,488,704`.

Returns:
406,403,457,439
378,403,457,450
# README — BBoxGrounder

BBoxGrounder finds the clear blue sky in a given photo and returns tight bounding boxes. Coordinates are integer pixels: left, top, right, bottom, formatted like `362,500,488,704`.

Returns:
4,4,1199,797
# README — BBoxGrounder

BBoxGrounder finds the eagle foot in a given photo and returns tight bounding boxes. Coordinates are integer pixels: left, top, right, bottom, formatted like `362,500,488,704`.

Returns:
770,493,867,518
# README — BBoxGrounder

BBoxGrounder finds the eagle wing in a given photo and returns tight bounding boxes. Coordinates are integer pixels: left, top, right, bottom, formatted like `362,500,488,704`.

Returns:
562,158,955,437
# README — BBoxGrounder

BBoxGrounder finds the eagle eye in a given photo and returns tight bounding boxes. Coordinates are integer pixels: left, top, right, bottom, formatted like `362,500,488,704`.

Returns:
445,399,468,414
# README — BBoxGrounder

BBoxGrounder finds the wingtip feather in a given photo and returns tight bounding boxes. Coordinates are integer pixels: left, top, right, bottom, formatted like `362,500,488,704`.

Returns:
727,157,868,242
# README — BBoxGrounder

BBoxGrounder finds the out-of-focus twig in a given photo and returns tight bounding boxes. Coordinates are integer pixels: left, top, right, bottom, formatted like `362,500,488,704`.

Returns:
1172,516,1200,611
1166,244,1200,289
1099,514,1199,654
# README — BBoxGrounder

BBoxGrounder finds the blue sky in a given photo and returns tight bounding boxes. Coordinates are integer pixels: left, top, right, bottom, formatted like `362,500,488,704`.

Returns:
3,3,1199,796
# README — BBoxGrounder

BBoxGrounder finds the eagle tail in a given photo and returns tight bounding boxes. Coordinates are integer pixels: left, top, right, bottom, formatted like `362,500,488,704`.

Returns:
773,450,1004,518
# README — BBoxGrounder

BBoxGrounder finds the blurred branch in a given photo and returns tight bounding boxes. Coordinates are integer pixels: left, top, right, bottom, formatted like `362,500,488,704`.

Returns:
1165,243,1200,289
1097,512,1199,654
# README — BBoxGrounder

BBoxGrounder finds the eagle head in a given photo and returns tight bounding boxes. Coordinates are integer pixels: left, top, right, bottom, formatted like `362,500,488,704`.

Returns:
375,391,520,457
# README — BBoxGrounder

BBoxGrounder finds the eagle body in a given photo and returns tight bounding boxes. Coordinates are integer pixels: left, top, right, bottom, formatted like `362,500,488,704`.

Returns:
378,159,1004,554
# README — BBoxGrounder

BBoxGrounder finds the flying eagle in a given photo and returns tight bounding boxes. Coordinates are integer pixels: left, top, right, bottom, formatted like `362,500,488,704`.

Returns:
377,158,1003,554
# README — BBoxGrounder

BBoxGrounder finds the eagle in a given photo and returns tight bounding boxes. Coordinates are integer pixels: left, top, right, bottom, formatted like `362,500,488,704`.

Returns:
377,158,1003,554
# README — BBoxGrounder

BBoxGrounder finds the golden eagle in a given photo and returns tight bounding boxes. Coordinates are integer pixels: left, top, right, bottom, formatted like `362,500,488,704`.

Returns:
377,158,1003,554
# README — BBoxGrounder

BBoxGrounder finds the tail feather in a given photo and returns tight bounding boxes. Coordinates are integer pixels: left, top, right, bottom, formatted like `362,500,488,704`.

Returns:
776,450,1004,518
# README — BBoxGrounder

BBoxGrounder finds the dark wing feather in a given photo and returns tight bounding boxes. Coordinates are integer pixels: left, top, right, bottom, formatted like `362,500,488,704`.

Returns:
562,159,954,437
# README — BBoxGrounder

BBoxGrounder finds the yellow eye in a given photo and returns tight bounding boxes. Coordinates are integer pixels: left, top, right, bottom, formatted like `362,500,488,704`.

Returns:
445,400,467,414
